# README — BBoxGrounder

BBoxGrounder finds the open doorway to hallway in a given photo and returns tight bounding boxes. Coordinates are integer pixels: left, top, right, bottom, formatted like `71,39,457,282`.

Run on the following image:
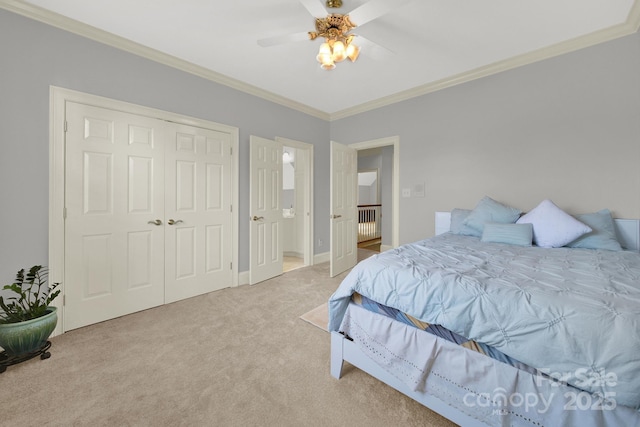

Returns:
356,144,395,254
357,168,381,252
329,136,399,278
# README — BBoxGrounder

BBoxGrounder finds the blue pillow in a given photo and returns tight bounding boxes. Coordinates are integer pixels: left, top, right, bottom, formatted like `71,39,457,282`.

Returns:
463,196,522,233
481,223,533,247
566,209,622,251
450,208,481,237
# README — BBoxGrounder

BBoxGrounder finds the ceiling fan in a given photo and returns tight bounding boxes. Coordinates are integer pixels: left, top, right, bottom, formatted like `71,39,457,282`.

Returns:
257,0,414,70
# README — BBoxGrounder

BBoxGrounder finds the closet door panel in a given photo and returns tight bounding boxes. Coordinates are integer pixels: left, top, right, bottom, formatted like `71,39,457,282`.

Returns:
165,126,233,303
65,102,165,330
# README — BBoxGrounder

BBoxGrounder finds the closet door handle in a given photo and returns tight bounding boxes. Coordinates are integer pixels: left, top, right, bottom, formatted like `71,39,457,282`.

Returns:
147,219,162,226
252,216,264,221
168,219,183,225
331,214,342,219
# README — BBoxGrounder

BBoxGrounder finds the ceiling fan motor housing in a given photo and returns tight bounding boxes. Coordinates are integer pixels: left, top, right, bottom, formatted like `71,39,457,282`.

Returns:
326,0,343,8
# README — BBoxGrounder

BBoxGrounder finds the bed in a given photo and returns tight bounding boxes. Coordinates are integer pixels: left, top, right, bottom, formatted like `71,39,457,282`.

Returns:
328,202,640,427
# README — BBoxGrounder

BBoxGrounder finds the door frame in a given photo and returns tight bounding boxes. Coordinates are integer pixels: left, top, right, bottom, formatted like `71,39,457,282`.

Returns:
275,137,314,267
48,86,240,335
349,136,400,249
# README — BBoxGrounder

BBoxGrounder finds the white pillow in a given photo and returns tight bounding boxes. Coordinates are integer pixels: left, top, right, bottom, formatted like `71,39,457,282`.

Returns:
516,199,592,248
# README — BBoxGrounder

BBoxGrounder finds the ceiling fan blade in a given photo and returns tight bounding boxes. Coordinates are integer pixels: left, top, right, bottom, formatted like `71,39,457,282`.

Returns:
349,0,415,27
299,0,327,18
357,35,395,61
258,31,310,48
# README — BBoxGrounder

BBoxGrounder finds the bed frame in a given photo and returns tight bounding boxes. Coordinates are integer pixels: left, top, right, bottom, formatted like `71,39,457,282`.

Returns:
330,331,489,426
330,213,640,426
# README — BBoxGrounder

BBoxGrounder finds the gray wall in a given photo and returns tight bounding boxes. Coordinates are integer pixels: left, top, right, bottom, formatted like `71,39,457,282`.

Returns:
0,9,330,280
2,8,639,282
332,32,640,245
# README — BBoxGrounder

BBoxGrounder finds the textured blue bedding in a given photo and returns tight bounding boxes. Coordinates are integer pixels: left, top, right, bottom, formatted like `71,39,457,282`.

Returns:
328,233,640,408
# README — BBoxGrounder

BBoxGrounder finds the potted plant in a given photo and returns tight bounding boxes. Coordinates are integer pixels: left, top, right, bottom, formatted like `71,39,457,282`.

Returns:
0,265,60,358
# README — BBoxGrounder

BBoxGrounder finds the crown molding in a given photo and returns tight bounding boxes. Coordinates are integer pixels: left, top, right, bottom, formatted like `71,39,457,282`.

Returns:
330,1,640,121
0,0,331,121
2,0,639,123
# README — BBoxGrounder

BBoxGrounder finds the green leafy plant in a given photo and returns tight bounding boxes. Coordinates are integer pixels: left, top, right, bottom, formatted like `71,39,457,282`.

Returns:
0,265,60,324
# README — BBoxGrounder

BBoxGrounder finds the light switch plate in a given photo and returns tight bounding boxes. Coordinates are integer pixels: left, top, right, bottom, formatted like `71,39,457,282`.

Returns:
413,182,425,197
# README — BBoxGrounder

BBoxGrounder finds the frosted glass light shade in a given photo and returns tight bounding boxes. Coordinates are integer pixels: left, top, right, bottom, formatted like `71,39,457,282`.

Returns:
332,41,346,62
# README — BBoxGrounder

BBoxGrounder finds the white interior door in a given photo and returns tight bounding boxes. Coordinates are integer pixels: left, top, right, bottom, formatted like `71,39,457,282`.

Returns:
330,141,358,277
249,135,283,285
164,124,233,303
64,102,166,330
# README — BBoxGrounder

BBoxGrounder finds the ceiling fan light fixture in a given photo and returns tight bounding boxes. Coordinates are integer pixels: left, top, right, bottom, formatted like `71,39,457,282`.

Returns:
331,40,346,62
316,42,332,63
309,12,359,70
320,60,336,70
326,0,343,8
346,43,360,62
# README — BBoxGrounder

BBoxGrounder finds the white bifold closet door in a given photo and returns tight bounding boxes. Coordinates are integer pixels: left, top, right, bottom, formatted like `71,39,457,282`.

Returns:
164,123,232,303
64,102,232,330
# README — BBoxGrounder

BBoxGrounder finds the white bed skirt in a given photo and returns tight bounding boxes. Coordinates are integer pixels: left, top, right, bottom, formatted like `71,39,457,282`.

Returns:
334,303,640,427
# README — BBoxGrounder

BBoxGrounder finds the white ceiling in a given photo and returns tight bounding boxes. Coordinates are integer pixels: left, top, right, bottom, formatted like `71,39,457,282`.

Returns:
6,0,640,118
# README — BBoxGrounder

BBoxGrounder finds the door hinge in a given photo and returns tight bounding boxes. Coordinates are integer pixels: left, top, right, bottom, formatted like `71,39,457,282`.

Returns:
63,207,67,219
64,121,68,132
230,262,233,270
63,295,66,306
230,147,233,155
230,205,233,213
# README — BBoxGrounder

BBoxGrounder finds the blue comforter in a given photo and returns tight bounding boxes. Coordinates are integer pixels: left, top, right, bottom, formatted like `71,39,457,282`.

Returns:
328,233,640,408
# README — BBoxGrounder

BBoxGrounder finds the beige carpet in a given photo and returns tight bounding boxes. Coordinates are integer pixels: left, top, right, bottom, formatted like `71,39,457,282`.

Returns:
0,262,456,427
299,302,328,332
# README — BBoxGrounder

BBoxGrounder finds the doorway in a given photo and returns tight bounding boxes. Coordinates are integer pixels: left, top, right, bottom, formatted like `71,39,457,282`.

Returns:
329,136,399,277
351,137,399,251
249,136,314,284
282,146,304,272
277,137,314,273
357,168,381,252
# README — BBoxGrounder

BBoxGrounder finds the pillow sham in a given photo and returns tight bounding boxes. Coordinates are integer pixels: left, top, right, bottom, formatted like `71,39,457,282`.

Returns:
450,208,481,237
516,199,591,248
481,222,533,247
566,209,622,251
463,196,522,233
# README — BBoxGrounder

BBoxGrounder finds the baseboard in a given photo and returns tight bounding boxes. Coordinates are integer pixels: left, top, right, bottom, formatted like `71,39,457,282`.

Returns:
380,244,393,252
314,251,330,264
240,251,328,285
238,271,250,286
283,251,304,258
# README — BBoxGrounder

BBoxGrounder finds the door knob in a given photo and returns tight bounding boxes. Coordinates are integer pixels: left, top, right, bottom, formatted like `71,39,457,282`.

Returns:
168,219,183,225
252,216,264,221
147,219,162,226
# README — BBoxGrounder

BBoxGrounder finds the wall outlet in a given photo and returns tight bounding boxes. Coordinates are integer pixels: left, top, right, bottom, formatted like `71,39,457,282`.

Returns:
318,238,323,246
402,188,411,198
